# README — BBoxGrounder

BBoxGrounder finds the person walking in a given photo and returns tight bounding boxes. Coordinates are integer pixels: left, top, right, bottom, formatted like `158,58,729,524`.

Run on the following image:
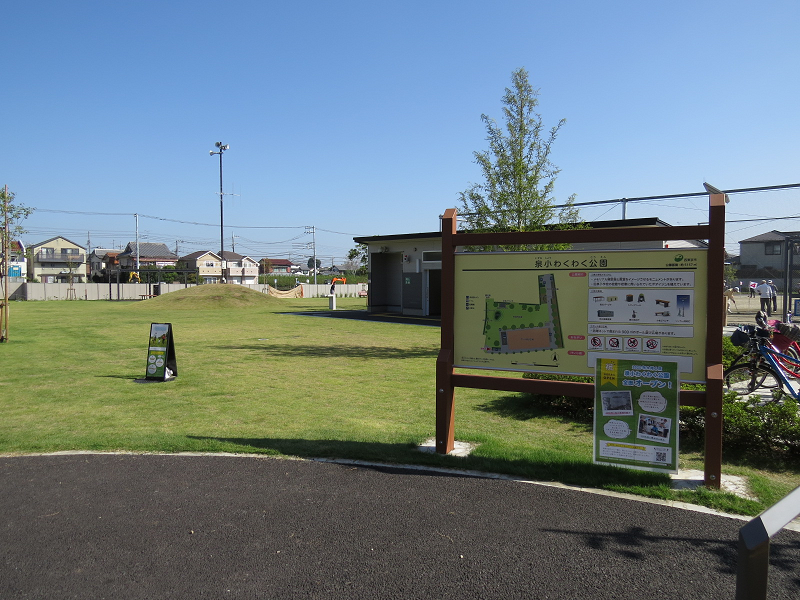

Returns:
755,279,774,316
769,280,779,313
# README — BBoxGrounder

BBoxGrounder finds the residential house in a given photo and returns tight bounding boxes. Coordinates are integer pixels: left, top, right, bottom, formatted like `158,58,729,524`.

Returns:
738,230,800,276
180,250,259,284
354,217,708,317
88,248,118,281
220,251,259,284
117,242,179,272
260,258,295,274
27,236,87,283
179,250,223,284
2,240,27,280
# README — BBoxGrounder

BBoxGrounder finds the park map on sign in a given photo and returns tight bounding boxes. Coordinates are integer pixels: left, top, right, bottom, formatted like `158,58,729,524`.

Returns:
482,274,563,354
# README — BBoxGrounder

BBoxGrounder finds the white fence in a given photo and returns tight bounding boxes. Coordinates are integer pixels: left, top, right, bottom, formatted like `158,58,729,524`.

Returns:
4,282,367,301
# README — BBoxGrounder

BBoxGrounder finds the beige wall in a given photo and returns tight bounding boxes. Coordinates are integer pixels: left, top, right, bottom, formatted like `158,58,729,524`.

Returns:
16,282,367,300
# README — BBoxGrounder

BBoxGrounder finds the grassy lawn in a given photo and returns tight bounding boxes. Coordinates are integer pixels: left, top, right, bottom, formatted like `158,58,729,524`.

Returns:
2,285,798,516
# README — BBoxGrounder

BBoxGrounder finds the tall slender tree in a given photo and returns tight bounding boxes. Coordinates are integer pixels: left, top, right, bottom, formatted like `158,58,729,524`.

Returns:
458,68,580,250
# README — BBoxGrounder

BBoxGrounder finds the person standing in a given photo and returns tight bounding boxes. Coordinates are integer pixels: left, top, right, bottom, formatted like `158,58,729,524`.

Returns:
723,288,737,313
755,279,774,316
769,280,779,313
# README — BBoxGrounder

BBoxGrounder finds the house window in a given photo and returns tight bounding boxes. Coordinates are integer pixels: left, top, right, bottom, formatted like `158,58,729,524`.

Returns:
422,251,442,261
765,243,782,256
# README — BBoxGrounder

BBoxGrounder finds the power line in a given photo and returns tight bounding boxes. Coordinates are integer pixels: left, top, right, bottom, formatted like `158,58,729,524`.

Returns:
555,182,800,210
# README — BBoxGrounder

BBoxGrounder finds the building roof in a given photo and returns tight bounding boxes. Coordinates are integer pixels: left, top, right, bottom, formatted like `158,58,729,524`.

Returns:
263,258,295,267
739,230,800,243
180,250,220,261
31,236,86,250
354,217,707,246
118,242,178,260
90,248,117,257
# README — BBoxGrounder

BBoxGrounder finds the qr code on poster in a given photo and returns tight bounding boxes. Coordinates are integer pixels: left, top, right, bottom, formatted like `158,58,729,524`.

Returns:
654,451,667,463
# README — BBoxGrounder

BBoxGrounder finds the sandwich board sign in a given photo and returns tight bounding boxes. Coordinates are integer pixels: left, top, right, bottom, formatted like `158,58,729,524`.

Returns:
145,323,178,381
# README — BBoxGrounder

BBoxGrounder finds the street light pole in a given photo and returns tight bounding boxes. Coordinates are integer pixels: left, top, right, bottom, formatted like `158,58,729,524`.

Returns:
209,142,230,283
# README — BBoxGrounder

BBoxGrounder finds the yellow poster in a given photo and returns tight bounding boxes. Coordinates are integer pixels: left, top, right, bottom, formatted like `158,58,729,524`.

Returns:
453,249,708,382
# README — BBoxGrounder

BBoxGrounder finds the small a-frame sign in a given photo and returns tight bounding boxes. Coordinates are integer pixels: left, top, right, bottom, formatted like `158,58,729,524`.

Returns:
145,323,178,381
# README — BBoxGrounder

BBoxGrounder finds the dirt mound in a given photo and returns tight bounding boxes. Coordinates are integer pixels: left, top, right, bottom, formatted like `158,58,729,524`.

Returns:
136,284,277,309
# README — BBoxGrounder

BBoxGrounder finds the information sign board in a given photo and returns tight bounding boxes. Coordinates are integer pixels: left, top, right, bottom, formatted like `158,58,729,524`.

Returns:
453,249,708,382
594,357,679,473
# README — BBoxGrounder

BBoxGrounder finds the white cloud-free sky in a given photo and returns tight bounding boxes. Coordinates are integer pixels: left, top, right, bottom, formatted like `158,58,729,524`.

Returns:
5,0,799,262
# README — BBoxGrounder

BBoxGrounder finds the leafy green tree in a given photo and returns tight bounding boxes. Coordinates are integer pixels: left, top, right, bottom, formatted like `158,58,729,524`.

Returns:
458,67,581,250
0,188,33,251
346,243,368,275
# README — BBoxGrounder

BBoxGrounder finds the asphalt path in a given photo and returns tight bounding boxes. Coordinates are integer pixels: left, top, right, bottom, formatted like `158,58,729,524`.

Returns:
2,454,799,599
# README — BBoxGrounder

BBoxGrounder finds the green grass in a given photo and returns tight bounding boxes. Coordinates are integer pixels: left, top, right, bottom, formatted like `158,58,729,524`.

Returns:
2,284,798,516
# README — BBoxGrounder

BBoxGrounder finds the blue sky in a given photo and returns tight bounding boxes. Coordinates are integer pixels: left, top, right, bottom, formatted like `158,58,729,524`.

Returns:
5,1,799,263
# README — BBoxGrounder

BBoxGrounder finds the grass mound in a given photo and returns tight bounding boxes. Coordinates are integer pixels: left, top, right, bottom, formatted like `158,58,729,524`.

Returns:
135,284,278,309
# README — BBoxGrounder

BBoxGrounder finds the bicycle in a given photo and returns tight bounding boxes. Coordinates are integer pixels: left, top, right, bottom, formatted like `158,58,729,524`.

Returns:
724,322,800,403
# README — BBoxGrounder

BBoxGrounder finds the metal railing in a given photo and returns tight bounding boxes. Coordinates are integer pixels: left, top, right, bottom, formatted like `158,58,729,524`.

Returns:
35,251,85,263
736,484,800,599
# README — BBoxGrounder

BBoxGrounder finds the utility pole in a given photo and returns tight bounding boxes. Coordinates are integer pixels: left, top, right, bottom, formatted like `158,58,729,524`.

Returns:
305,225,317,285
135,213,140,276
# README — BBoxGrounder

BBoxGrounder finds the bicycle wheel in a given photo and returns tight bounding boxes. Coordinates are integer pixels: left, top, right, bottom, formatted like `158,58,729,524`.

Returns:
723,363,783,402
780,344,800,378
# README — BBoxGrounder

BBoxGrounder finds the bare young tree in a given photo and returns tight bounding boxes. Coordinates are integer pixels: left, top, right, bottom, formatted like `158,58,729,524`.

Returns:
1,187,34,341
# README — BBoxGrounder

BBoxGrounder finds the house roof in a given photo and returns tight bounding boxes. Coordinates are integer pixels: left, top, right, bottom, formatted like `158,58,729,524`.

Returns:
180,250,220,261
739,230,800,243
90,248,117,257
118,242,178,260
31,236,86,250
263,258,295,267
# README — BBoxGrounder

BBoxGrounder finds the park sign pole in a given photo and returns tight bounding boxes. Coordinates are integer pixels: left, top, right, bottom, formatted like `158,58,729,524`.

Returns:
436,187,726,487
1,186,7,341
1,185,9,342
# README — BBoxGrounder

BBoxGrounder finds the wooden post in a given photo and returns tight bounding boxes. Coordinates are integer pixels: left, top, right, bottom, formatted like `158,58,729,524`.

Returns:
703,188,728,488
435,209,457,454
1,185,9,342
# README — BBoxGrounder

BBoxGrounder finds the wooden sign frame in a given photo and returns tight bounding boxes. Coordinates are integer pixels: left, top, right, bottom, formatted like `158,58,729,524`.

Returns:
436,189,726,488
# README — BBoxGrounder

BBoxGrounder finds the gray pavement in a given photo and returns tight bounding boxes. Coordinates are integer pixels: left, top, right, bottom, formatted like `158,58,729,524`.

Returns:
2,454,799,599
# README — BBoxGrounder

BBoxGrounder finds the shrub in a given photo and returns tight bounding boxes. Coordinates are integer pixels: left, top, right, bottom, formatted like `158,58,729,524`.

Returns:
680,393,800,459
522,373,594,423
722,335,742,369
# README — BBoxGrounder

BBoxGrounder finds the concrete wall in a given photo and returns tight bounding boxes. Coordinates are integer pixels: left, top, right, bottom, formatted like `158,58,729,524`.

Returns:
12,282,367,301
